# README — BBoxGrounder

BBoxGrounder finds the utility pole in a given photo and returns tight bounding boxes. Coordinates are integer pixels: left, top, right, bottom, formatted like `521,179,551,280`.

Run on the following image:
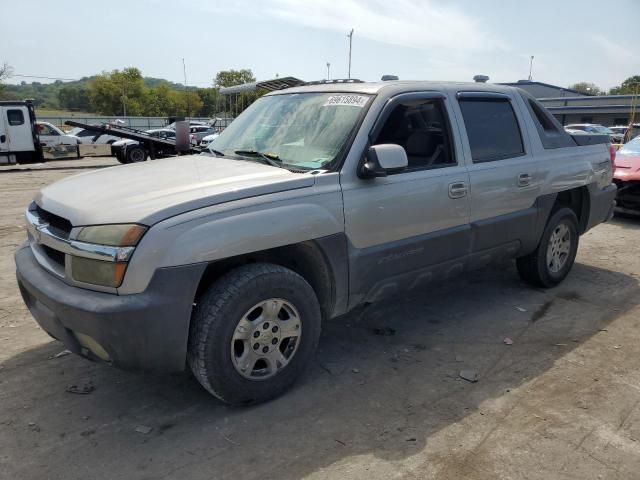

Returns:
121,78,126,117
347,29,354,79
182,58,190,119
326,62,331,80
528,55,534,81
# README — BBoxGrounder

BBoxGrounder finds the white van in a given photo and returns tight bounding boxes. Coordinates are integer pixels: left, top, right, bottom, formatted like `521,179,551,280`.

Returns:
0,100,42,164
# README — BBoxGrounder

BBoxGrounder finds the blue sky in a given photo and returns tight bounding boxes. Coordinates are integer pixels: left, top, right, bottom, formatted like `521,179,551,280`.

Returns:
2,0,638,90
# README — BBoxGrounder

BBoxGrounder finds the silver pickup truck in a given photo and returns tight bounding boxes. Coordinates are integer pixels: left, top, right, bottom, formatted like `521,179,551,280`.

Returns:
15,81,617,404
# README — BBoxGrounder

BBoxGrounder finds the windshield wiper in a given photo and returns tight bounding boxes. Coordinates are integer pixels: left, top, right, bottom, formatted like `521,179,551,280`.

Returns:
234,150,282,168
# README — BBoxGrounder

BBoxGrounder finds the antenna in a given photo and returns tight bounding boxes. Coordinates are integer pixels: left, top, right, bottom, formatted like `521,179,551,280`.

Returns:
347,29,354,79
528,55,534,81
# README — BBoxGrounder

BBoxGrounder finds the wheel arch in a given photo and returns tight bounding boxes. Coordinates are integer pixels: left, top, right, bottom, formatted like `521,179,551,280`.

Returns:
553,186,590,234
192,235,349,321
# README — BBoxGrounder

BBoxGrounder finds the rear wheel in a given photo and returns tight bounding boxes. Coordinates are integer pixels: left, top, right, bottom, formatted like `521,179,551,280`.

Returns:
126,145,147,163
517,207,579,287
188,263,321,405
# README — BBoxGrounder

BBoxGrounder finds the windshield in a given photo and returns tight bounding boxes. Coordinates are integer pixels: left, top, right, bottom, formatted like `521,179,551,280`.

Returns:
209,92,371,170
619,137,640,154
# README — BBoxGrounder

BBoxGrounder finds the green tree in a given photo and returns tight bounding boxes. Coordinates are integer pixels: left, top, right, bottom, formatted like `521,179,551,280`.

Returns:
143,83,175,116
214,69,256,88
58,86,90,111
196,87,220,116
0,62,13,99
88,67,146,115
609,75,640,95
568,82,601,95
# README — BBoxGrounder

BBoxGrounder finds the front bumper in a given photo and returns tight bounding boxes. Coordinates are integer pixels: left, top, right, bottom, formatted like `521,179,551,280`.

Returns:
16,245,206,372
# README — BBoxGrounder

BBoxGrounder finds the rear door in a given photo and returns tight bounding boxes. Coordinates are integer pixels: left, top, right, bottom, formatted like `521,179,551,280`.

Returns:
4,106,34,152
452,92,541,260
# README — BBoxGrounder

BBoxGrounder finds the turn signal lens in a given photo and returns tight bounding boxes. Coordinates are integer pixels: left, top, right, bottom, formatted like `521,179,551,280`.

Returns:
76,224,147,246
71,257,128,287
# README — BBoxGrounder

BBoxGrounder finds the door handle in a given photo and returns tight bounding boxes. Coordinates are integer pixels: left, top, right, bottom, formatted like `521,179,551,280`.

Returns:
517,173,532,187
448,182,468,199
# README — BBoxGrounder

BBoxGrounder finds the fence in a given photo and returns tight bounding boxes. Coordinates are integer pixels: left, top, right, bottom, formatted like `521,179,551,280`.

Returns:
39,115,234,132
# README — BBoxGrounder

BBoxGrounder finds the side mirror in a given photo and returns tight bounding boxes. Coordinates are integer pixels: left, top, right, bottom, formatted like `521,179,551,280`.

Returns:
359,144,408,178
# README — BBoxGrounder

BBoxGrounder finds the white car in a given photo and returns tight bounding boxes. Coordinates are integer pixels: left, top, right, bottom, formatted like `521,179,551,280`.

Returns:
36,122,79,159
68,126,121,145
199,132,220,148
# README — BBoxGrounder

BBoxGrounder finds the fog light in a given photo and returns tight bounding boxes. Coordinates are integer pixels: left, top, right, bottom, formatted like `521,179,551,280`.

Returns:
74,332,111,362
71,256,127,287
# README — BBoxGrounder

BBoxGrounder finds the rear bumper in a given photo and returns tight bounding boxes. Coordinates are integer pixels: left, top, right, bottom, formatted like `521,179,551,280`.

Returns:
15,245,206,372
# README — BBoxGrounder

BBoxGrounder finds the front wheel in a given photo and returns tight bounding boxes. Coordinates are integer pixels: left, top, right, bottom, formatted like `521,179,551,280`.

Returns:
517,207,579,288
188,263,321,405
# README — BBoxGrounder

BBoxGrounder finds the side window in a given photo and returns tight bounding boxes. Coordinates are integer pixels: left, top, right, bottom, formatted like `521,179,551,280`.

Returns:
528,100,556,131
38,124,53,135
7,109,25,126
78,129,97,137
458,98,524,162
373,98,455,171
521,94,575,149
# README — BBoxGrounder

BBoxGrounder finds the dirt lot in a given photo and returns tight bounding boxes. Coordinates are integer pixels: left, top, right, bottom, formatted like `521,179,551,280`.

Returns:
1,157,640,480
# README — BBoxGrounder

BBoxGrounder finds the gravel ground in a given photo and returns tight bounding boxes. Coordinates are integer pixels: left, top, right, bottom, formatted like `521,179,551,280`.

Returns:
1,157,640,480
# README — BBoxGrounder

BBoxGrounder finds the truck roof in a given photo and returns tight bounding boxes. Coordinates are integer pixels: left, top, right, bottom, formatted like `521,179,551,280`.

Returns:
267,80,519,97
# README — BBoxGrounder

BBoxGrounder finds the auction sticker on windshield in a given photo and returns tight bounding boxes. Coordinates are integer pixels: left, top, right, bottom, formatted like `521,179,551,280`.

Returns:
323,95,369,107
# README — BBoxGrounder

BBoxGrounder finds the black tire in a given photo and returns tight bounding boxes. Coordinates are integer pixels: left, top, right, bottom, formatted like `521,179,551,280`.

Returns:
188,263,321,405
517,207,579,288
126,145,147,163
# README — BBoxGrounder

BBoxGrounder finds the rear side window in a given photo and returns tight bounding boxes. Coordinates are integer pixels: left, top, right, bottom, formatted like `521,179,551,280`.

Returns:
7,109,24,126
522,94,575,149
458,98,524,162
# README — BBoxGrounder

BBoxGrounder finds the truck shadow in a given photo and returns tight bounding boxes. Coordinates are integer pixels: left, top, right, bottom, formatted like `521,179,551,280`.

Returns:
2,261,638,480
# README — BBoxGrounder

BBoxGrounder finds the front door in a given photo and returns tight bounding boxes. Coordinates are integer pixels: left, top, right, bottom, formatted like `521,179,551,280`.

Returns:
341,92,471,306
4,106,34,153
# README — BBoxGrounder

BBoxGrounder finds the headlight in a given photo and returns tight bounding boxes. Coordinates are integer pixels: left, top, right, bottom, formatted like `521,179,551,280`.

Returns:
76,224,147,246
70,224,147,287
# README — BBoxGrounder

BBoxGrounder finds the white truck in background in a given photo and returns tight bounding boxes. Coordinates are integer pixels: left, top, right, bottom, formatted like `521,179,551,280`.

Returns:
0,101,80,164
0,100,43,164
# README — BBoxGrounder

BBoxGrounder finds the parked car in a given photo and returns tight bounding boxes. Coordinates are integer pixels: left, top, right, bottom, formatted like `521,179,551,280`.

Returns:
36,122,79,159
111,128,176,163
166,120,208,130
565,123,624,144
189,126,216,146
16,81,616,405
67,126,121,145
613,136,640,214
199,132,220,149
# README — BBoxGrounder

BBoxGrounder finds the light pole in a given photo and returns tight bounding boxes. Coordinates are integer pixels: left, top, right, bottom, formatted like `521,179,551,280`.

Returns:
528,55,534,81
347,29,354,79
326,62,331,80
182,58,190,119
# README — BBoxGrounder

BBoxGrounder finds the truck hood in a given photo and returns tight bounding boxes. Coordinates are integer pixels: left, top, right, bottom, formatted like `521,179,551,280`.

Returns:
35,155,315,226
